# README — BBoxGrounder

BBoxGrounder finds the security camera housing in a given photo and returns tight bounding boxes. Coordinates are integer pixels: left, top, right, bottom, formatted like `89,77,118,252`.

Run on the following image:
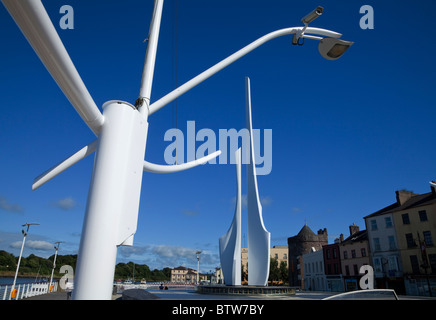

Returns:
301,6,324,24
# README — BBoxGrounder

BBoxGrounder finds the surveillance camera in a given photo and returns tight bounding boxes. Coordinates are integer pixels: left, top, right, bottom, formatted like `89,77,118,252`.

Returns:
318,37,354,60
301,6,324,25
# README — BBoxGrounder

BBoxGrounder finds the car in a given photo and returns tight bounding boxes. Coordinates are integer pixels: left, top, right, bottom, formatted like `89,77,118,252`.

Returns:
322,289,399,300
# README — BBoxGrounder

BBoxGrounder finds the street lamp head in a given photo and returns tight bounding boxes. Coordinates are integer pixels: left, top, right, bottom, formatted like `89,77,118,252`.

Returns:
318,37,354,60
301,6,323,25
22,223,40,227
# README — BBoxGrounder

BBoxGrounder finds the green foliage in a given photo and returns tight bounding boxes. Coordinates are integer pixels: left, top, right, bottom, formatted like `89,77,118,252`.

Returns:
0,250,170,281
268,258,289,284
0,251,17,272
113,262,170,281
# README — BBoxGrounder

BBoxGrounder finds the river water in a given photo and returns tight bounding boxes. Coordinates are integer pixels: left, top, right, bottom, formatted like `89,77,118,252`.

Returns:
0,277,47,286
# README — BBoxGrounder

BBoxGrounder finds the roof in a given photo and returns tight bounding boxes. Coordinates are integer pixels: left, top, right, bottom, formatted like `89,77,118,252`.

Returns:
174,266,187,270
364,191,436,219
297,225,316,240
342,230,368,244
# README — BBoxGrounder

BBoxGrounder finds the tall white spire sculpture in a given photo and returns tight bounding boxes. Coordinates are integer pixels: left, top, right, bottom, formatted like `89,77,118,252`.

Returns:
219,148,242,286
246,77,271,286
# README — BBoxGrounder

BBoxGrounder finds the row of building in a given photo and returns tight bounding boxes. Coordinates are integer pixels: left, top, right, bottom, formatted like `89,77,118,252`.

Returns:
168,183,435,296
170,245,289,285
289,184,436,297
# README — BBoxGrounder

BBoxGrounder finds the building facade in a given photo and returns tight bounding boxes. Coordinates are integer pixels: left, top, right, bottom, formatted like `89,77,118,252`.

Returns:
390,187,436,296
270,246,288,267
170,266,207,284
301,248,325,291
339,224,370,291
241,245,288,283
364,186,436,296
364,206,404,293
323,242,343,292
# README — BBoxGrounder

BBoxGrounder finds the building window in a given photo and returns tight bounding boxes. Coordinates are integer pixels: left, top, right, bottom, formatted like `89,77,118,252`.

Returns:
343,251,348,259
374,238,381,251
333,248,337,259
371,220,378,231
423,231,433,246
419,210,428,222
406,233,416,248
388,236,396,250
351,249,356,258
345,265,350,276
326,249,331,259
410,255,420,274
402,213,410,225
385,217,393,228
388,256,399,272
373,257,382,273
353,264,358,276
283,253,287,259
361,248,367,257
429,254,436,274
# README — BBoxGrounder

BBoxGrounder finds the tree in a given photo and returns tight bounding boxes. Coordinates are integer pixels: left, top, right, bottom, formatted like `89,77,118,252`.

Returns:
241,264,248,283
279,261,288,284
0,250,16,272
269,258,280,282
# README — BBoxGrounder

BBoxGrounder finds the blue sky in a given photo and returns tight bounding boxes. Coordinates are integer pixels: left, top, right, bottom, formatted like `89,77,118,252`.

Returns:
1,0,436,274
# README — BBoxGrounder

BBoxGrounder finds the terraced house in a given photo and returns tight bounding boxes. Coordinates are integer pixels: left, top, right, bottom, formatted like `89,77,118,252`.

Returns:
364,184,436,296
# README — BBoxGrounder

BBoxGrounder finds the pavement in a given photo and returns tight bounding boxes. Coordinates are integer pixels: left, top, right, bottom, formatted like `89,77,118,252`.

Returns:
21,288,436,300
23,291,122,300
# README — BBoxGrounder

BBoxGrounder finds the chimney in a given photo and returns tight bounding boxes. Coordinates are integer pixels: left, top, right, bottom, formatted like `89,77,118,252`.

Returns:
349,223,359,236
431,181,436,194
395,189,417,205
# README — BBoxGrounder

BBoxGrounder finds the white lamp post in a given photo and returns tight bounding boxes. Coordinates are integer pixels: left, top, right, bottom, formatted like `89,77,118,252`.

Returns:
49,241,64,293
196,251,202,285
10,223,39,300
2,0,353,299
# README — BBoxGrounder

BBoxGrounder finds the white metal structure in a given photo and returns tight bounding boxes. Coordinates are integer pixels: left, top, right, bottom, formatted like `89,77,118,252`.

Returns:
9,223,39,300
1,0,353,299
219,149,242,286
245,78,271,286
196,251,202,285
49,241,64,293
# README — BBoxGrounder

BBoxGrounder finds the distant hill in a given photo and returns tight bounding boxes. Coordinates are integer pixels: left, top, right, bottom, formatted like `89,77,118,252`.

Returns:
0,250,170,281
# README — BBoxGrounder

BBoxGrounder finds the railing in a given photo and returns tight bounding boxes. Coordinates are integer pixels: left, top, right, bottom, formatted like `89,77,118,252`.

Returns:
0,282,58,300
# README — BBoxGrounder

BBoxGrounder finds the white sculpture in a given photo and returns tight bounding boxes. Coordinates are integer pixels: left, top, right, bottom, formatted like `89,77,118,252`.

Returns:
246,77,271,286
219,148,242,286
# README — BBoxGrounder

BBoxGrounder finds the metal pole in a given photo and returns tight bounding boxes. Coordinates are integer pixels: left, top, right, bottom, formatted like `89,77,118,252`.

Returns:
49,242,63,292
137,0,164,117
10,232,26,300
73,0,163,300
10,223,39,300
148,27,342,115
196,251,201,285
